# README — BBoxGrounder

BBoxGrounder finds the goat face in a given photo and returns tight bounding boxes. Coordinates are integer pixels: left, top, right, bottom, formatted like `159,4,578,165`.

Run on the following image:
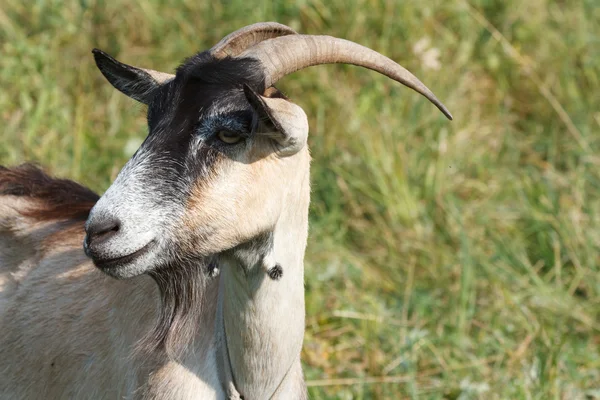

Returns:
84,23,452,279
84,51,309,279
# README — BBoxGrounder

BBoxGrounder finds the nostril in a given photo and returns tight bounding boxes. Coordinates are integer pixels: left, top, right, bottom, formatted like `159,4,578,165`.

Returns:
86,217,121,247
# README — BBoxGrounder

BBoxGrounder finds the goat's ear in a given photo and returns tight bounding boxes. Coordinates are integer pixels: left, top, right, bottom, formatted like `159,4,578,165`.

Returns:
92,49,174,105
243,84,308,156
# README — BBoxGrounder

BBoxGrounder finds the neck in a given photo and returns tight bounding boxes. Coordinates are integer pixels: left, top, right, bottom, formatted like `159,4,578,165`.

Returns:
216,155,310,399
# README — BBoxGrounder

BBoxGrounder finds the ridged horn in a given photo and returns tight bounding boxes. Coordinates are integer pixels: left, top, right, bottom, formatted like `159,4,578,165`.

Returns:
210,22,298,59
243,35,452,120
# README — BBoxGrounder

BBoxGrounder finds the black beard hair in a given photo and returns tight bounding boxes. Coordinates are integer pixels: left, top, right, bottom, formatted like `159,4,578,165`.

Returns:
140,255,218,360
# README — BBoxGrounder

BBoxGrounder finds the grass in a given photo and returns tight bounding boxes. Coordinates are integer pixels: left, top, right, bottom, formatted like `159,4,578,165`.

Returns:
1,0,599,398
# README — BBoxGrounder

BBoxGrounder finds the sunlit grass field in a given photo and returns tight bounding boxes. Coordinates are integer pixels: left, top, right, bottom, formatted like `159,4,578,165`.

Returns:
1,0,599,398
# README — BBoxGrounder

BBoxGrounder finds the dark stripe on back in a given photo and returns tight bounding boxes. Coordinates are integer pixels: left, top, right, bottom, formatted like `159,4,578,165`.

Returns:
0,164,99,222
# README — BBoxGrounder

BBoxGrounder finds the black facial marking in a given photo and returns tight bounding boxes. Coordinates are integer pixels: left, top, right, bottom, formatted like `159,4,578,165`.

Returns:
125,53,267,211
196,109,255,144
177,53,265,89
267,264,283,280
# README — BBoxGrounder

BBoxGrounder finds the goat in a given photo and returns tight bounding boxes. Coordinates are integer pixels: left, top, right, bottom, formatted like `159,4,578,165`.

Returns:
0,22,451,399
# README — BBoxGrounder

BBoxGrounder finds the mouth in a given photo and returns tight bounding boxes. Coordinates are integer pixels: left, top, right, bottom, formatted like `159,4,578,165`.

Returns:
92,240,155,270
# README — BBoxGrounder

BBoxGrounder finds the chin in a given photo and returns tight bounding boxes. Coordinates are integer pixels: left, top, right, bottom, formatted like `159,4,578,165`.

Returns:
95,261,151,279
90,240,158,279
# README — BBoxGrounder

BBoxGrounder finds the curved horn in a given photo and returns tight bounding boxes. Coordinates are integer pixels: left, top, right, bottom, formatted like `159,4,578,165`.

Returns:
210,22,298,59
243,35,452,120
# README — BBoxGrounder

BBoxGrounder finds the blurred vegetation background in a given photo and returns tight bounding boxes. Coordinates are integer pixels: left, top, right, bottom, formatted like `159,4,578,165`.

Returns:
1,0,599,398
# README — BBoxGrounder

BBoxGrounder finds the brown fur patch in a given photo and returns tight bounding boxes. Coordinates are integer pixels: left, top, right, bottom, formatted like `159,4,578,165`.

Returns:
41,222,88,250
0,164,99,222
263,86,287,99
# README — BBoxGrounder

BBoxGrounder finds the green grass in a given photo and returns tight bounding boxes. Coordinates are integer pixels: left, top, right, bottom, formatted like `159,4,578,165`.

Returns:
1,0,599,398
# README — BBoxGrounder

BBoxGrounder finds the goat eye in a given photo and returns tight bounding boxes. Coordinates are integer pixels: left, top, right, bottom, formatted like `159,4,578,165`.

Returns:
217,130,243,144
